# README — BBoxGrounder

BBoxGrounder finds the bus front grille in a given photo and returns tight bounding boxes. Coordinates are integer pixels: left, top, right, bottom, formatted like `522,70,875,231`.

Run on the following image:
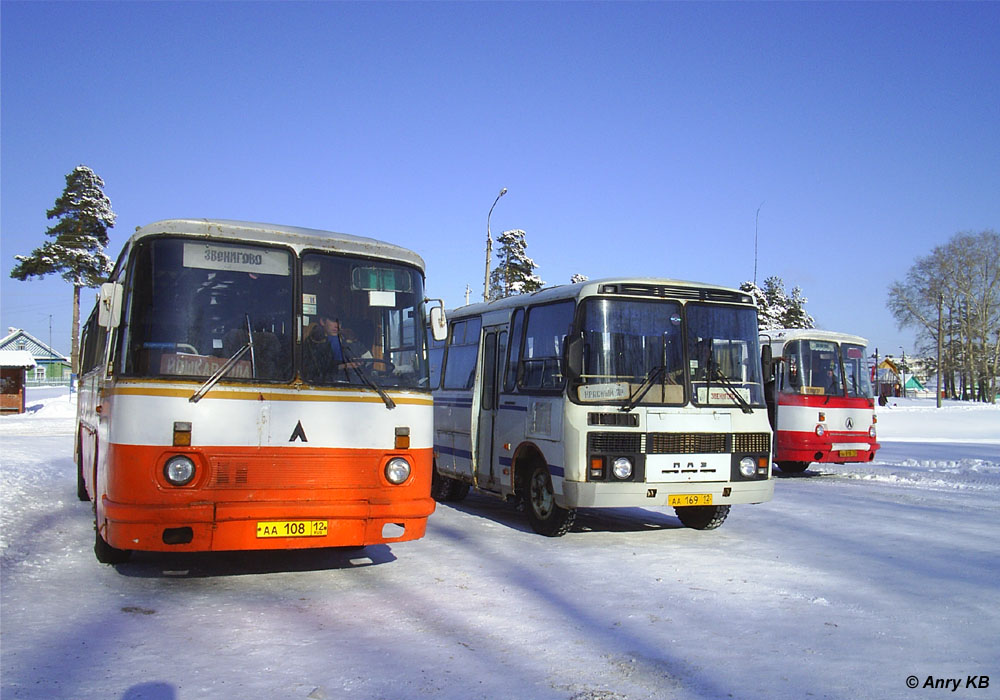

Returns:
647,433,727,454
588,432,771,455
733,432,771,453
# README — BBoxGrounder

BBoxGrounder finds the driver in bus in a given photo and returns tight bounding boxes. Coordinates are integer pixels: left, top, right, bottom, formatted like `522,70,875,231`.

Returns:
303,314,364,382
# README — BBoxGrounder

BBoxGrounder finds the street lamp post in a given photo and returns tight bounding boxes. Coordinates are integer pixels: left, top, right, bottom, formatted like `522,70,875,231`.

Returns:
484,187,507,303
899,346,906,399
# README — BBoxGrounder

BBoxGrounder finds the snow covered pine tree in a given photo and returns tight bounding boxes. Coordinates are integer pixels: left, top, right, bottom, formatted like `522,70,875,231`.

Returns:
488,228,544,300
10,165,117,374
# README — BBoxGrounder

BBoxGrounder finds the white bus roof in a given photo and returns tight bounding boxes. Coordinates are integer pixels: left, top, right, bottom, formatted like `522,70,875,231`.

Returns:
449,277,754,316
126,219,426,271
760,328,869,346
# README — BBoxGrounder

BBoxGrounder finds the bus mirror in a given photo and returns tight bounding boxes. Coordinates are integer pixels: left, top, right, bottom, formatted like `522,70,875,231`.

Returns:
565,334,584,380
427,301,448,342
761,345,772,377
97,283,123,329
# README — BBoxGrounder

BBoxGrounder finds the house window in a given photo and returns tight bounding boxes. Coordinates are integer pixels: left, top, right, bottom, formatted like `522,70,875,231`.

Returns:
34,367,45,381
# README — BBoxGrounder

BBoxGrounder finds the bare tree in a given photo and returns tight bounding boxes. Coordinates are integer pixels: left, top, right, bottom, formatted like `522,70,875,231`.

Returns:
888,230,999,402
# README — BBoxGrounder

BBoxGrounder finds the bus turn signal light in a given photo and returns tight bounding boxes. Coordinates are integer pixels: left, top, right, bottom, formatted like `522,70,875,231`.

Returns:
173,422,192,447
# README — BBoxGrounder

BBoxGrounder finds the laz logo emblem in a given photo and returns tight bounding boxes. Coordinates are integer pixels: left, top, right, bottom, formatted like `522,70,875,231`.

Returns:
647,489,657,498
289,420,308,442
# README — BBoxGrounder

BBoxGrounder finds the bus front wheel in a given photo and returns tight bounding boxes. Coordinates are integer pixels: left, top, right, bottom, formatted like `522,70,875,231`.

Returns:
674,504,731,530
525,464,575,537
776,461,810,474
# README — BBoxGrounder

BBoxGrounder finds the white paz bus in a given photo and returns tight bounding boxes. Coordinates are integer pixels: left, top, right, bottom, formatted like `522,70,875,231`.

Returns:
429,278,774,536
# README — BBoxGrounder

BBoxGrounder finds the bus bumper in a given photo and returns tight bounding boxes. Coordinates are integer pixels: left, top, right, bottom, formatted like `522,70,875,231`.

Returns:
775,431,880,464
99,496,436,552
559,478,774,509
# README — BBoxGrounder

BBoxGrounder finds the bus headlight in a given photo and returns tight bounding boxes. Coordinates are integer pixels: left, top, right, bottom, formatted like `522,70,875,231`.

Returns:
739,457,757,478
869,425,877,438
163,455,196,486
815,424,826,437
612,457,633,480
385,458,411,485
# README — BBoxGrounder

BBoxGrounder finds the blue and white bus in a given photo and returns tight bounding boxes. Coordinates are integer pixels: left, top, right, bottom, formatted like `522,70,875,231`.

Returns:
429,278,773,536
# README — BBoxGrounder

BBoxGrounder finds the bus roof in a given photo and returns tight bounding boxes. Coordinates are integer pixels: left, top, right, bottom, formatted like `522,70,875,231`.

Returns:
126,219,426,271
448,277,754,317
761,328,870,347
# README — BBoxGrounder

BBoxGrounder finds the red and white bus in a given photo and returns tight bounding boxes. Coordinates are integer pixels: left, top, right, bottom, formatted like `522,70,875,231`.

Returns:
760,329,879,474
77,219,446,563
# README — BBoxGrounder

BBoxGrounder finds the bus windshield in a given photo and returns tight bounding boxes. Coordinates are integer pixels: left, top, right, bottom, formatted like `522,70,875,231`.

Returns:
301,252,428,389
781,339,873,398
120,238,429,389
570,298,686,406
842,343,874,398
686,303,765,407
122,238,295,381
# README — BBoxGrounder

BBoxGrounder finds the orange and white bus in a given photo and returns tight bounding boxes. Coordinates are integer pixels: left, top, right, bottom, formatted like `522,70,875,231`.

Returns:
760,329,880,473
77,219,446,563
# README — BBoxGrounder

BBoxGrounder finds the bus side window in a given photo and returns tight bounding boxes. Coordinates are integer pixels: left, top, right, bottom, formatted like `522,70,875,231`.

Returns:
427,326,445,390
782,341,802,394
518,301,574,392
504,309,524,393
442,318,481,391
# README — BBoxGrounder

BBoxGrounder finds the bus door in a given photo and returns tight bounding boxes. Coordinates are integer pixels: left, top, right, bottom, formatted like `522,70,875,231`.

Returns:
475,327,506,490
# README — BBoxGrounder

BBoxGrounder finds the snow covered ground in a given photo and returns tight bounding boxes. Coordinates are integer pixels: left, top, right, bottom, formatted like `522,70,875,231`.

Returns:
2,389,998,700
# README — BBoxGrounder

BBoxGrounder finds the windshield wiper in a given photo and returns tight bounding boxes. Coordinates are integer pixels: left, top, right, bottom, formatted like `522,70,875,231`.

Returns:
190,314,256,403
620,365,666,412
707,357,754,414
342,345,396,410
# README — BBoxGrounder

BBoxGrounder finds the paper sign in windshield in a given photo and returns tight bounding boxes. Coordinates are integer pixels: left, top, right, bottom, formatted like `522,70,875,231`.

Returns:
578,382,630,402
698,386,751,404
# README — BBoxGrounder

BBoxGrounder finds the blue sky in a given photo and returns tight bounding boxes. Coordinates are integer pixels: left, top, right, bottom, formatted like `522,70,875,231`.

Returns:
2,1,998,360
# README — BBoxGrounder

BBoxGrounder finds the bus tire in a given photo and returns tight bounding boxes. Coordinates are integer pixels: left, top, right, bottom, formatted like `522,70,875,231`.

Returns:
524,463,575,537
76,446,89,502
776,461,810,474
674,504,730,530
430,469,455,501
94,526,131,565
448,482,470,502
431,471,471,502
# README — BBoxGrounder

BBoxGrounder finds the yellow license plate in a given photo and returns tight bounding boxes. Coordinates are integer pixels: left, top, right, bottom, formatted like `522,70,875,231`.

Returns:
668,494,713,507
256,520,329,538
839,450,858,457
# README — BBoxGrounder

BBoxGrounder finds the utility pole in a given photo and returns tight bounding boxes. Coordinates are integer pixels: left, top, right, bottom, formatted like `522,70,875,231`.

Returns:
899,346,906,399
937,293,943,408
753,201,764,286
